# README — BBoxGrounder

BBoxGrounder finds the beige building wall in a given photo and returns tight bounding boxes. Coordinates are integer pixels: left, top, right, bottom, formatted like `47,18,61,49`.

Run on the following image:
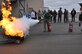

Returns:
0,0,3,5
12,2,19,17
0,0,44,17
27,0,44,12
0,0,4,8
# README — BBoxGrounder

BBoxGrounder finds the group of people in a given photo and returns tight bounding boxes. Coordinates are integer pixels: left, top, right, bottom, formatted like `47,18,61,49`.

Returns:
43,7,78,32
26,10,37,19
25,8,79,32
43,8,77,23
26,7,77,24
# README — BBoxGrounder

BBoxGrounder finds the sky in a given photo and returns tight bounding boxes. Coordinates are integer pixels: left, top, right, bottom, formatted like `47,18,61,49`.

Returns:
44,0,82,12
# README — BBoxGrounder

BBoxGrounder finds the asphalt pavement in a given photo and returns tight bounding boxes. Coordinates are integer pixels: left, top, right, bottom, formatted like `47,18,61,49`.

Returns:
0,21,82,54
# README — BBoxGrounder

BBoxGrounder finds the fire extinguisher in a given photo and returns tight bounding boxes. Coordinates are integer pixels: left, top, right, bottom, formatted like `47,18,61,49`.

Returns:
48,21,51,32
69,21,73,32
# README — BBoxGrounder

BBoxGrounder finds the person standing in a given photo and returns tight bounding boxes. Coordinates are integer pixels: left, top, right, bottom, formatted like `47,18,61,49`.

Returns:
35,11,37,19
49,10,53,22
71,8,76,22
64,9,68,23
31,10,36,19
58,7,62,23
38,10,42,23
79,11,82,31
79,12,82,22
53,10,57,23
43,10,51,32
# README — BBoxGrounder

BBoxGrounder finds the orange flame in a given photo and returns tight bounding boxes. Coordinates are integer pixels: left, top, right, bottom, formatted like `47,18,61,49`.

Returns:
0,0,24,37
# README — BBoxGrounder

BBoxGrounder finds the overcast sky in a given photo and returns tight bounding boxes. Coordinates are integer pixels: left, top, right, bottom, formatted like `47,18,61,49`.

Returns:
44,0,82,12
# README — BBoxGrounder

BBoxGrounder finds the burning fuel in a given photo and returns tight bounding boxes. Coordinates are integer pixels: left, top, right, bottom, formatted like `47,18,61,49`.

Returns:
0,0,39,38
0,0,24,37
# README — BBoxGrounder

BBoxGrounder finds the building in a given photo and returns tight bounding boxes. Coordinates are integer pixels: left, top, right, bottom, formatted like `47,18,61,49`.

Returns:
0,0,44,17
43,7,49,12
27,0,44,12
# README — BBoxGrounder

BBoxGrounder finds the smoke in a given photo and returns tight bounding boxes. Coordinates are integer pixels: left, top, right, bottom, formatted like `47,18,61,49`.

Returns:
13,16,39,36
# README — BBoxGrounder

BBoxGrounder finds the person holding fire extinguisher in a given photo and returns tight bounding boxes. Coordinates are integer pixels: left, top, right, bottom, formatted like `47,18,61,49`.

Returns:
43,10,51,32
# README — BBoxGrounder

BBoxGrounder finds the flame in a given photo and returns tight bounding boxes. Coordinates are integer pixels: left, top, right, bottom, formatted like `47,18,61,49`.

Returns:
0,0,24,37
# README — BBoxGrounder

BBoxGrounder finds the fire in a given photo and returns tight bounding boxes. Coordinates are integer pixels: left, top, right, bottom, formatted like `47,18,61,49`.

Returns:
0,0,24,37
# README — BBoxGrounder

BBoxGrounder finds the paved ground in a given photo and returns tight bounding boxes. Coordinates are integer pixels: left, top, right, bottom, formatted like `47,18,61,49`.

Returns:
0,22,82,54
